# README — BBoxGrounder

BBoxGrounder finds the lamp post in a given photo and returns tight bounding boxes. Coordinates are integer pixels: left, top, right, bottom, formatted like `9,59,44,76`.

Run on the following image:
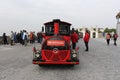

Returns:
116,12,120,36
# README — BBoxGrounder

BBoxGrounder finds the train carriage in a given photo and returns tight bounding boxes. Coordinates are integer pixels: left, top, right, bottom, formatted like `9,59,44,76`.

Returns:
32,19,79,66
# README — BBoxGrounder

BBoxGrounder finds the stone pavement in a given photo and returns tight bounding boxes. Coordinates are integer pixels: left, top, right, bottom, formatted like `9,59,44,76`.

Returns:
0,38,120,80
78,38,120,80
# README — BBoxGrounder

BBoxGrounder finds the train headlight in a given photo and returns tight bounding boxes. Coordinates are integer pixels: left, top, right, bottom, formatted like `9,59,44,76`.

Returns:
73,50,75,53
36,53,40,58
72,53,77,58
37,50,39,53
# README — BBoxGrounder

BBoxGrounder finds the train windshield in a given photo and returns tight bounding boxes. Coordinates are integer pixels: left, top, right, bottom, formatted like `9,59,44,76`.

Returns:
45,25,54,36
45,23,70,36
59,24,70,36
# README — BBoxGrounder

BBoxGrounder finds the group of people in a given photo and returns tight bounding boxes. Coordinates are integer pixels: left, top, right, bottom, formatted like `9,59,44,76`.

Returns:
106,32,118,46
10,30,29,46
71,30,119,52
2,30,43,46
71,29,90,52
2,29,118,50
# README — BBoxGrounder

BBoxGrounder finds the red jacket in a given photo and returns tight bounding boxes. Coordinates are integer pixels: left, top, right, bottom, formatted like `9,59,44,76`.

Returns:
71,32,78,43
83,32,90,42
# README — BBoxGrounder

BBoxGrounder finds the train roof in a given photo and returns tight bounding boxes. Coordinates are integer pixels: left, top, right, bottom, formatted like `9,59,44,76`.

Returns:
44,19,71,26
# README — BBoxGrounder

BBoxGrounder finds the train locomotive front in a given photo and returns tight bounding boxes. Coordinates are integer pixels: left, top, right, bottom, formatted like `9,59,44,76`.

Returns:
32,19,79,65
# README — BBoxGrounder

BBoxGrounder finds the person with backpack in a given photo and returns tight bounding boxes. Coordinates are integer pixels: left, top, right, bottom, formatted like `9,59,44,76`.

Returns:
113,32,118,46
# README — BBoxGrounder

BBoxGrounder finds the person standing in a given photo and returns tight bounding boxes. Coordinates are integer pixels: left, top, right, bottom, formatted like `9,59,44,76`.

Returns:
13,32,17,44
106,33,111,45
30,32,34,44
37,32,40,43
71,31,78,49
19,31,23,44
39,32,43,44
22,30,27,46
113,32,118,46
2,33,8,45
83,30,90,51
10,31,14,46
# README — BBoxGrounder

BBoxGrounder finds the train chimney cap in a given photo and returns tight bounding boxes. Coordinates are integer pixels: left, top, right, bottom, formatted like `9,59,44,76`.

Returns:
53,19,61,22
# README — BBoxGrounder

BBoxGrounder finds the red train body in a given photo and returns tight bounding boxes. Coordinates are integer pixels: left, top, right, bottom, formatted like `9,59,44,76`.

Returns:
32,19,79,65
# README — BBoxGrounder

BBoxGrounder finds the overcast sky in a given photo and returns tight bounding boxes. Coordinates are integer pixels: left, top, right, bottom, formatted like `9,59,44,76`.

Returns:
0,0,120,35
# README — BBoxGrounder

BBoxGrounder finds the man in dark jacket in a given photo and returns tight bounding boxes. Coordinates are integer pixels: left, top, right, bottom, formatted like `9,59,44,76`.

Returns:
71,31,78,49
83,30,90,51
113,32,118,46
2,33,8,45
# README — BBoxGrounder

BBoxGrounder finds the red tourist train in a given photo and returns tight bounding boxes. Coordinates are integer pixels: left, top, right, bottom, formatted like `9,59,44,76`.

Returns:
32,19,79,66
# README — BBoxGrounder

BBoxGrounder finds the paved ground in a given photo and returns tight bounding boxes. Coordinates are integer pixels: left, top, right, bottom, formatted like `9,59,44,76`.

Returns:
0,38,120,80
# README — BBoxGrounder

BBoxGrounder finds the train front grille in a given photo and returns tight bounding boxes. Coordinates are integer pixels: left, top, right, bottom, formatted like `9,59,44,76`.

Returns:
44,50,68,61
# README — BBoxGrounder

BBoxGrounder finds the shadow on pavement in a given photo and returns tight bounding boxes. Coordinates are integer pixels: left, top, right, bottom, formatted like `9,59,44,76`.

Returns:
38,64,80,70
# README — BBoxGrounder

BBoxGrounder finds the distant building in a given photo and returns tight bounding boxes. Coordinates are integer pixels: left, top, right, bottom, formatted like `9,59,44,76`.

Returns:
78,27,105,38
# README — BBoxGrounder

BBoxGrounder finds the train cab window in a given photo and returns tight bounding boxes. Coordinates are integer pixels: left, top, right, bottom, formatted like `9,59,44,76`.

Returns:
45,25,54,36
59,25,70,36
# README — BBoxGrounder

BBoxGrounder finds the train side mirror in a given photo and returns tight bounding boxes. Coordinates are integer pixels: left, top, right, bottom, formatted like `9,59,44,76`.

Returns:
42,26,44,32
